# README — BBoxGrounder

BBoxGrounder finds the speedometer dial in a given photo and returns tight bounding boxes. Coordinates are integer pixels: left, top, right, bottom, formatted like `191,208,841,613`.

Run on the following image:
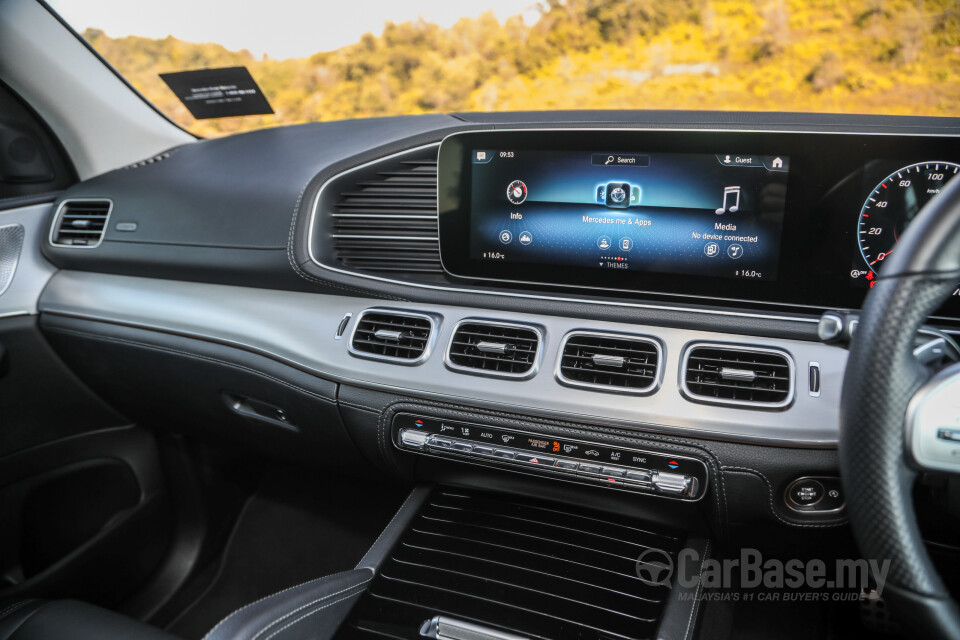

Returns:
858,161,960,274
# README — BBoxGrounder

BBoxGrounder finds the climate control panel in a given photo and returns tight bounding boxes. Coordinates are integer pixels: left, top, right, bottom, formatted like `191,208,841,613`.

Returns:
392,413,708,501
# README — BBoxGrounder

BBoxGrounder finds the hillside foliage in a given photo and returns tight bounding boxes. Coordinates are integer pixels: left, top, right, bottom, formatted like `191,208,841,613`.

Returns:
83,0,960,137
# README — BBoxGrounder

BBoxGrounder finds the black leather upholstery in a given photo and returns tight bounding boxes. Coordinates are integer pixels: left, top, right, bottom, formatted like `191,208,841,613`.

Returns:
0,599,179,640
202,569,373,640
0,485,424,640
839,175,960,639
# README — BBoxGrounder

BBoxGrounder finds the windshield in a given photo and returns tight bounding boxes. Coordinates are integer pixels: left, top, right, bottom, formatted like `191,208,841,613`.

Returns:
48,0,960,137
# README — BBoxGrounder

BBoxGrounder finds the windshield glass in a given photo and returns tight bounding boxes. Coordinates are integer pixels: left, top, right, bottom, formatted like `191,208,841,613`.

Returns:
48,0,960,137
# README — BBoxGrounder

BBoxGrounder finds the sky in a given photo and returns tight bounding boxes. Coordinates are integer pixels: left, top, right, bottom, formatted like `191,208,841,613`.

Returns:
47,0,542,60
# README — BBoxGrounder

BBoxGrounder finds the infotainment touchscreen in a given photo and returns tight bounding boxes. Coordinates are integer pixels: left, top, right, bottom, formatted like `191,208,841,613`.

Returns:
466,149,789,281
436,129,960,315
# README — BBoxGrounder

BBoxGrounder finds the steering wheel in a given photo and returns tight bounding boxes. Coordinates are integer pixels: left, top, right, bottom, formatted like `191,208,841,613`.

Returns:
841,175,960,639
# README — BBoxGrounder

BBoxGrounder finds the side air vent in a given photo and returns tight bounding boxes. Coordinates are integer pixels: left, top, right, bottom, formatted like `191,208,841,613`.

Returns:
446,320,542,379
682,342,794,409
49,199,112,248
335,488,682,640
331,154,441,275
348,308,436,364
557,331,662,395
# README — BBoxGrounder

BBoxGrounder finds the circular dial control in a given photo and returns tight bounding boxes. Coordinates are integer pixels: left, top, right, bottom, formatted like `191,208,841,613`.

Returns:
858,161,960,273
506,179,528,205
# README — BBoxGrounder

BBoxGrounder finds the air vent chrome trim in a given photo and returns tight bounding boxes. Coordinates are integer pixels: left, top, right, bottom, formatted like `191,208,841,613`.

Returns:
48,198,113,249
555,330,663,396
444,318,544,380
347,307,439,365
679,341,795,410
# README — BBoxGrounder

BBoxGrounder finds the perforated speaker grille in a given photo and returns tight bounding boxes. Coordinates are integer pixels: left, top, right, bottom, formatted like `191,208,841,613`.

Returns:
0,224,24,297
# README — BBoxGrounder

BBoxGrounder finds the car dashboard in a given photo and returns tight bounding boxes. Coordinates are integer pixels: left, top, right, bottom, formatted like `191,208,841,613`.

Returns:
22,109,960,529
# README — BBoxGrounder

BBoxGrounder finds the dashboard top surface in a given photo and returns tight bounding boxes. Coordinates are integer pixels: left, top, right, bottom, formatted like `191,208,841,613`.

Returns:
38,111,960,330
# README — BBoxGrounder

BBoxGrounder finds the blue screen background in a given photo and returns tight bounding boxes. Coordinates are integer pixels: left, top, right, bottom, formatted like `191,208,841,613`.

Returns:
469,150,789,280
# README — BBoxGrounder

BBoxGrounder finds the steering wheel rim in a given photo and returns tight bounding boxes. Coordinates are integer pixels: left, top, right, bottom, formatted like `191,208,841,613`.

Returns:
840,175,960,639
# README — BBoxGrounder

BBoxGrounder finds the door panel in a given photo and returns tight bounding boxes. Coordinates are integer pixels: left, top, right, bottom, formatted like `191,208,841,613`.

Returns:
0,316,172,606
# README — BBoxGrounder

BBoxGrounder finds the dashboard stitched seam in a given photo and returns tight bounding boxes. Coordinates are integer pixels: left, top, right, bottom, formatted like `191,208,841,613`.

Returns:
248,579,371,640
262,590,365,640
44,327,337,405
0,600,33,622
339,401,382,414
380,399,727,533
286,173,402,300
357,487,422,569
683,539,710,640
721,466,846,528
202,569,371,640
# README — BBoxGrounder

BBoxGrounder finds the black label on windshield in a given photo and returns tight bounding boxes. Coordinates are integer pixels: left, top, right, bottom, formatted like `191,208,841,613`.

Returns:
159,67,273,119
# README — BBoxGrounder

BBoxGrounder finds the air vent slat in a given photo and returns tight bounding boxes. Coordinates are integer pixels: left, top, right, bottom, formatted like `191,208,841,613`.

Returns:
349,310,434,363
334,488,680,640
557,332,661,394
682,344,793,408
446,321,541,378
50,199,112,247
330,153,442,276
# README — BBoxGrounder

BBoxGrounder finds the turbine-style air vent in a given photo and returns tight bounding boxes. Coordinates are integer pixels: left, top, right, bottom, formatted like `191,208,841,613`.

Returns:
49,199,112,248
331,155,440,275
446,320,541,379
348,309,436,364
557,331,662,394
682,343,794,409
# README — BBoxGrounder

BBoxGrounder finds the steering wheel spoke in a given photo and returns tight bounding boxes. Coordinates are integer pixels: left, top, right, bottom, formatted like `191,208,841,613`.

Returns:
906,362,960,474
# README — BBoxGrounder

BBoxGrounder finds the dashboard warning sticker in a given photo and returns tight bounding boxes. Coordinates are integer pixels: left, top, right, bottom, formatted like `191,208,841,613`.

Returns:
159,67,273,119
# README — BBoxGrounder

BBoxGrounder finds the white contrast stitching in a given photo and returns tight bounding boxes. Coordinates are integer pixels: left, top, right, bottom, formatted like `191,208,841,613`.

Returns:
681,539,710,640
202,569,371,640
0,600,32,622
722,466,846,528
262,591,363,640
356,487,422,569
249,579,371,640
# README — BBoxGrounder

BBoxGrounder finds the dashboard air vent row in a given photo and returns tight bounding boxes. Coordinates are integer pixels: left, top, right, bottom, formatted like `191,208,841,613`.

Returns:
50,199,112,247
682,343,793,408
447,320,541,378
349,309,435,363
558,332,661,394
332,155,441,275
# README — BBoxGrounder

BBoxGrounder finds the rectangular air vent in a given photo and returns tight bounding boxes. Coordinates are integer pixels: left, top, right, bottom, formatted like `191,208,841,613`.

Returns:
446,320,541,379
331,155,441,275
348,309,436,364
334,488,682,640
49,199,112,247
557,331,661,394
682,343,794,409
